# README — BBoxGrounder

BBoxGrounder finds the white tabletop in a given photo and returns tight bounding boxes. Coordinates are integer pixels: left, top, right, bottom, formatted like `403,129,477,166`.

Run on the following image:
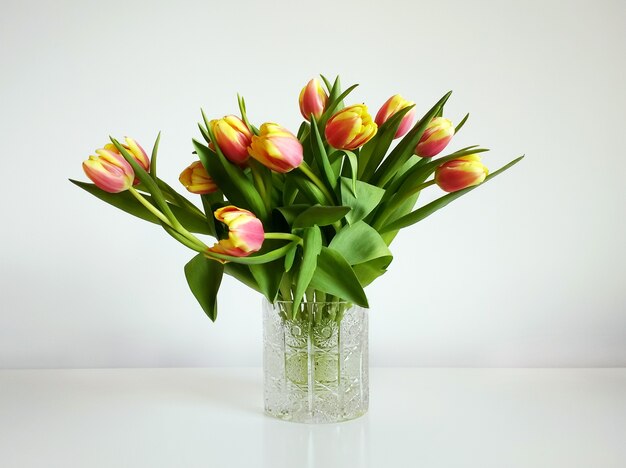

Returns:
1,368,624,468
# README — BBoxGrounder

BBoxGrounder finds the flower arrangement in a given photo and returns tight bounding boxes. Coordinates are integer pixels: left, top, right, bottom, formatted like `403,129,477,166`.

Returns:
71,75,522,321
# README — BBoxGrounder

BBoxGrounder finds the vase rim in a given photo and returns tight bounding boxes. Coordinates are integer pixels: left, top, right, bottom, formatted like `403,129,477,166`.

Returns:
268,299,351,305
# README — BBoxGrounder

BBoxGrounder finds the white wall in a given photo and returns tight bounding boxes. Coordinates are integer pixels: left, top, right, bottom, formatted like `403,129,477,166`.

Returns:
1,0,624,368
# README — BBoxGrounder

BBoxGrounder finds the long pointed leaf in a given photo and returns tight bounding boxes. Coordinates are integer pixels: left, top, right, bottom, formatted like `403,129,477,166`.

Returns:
340,178,385,225
292,204,351,228
329,221,392,265
309,116,337,190
381,156,525,233
184,254,224,322
309,247,369,308
292,226,323,317
359,105,415,181
149,131,161,178
70,180,212,234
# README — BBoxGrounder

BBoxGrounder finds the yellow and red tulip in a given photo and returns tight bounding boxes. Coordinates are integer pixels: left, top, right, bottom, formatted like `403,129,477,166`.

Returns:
209,115,253,166
435,154,488,192
104,137,150,172
247,123,303,173
374,94,416,139
208,206,264,258
415,117,455,158
82,149,134,193
299,78,328,120
179,161,218,194
324,104,377,150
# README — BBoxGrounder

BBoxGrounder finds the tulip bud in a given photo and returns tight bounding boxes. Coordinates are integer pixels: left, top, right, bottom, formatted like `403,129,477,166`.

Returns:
208,206,264,258
374,94,416,139
209,115,253,166
247,123,303,173
179,161,218,194
415,117,455,158
103,137,150,172
299,78,328,120
83,149,134,193
435,155,489,192
325,104,378,150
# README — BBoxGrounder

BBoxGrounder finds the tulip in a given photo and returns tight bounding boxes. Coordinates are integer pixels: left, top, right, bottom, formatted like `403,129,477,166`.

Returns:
208,206,264,258
103,137,150,172
375,94,416,139
435,155,489,192
299,78,328,120
247,123,303,173
324,104,377,150
179,161,218,194
415,117,455,158
209,115,253,166
83,149,134,193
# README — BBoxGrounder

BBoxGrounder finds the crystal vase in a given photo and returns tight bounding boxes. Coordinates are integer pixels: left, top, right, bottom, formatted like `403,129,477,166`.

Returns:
262,300,369,423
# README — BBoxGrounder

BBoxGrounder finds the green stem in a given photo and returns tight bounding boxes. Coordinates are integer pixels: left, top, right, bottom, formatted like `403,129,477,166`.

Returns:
298,161,335,204
161,222,207,253
129,187,173,227
250,162,267,200
373,180,436,230
264,232,303,244
129,187,208,251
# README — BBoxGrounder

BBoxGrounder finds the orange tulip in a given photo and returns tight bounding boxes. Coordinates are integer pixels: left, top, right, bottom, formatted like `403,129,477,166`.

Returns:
179,161,218,194
435,155,488,192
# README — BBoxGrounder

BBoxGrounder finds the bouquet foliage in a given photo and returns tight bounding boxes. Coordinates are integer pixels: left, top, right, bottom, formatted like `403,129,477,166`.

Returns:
71,76,522,321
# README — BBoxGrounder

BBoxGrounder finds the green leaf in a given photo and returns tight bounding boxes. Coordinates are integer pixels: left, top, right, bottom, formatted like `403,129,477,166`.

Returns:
292,204,351,228
281,175,299,206
297,121,311,140
292,226,323,317
455,113,469,133
237,94,257,135
341,150,359,196
371,91,452,187
193,140,252,210
70,180,212,235
198,123,211,144
329,221,392,265
380,192,420,246
340,177,385,224
157,178,207,219
319,74,333,94
309,116,337,190
149,131,161,178
284,242,298,272
291,172,327,205
359,105,415,181
250,259,284,303
275,204,311,225
309,247,369,308
184,254,224,321
201,192,226,239
381,155,525,233
353,256,393,287
321,83,359,124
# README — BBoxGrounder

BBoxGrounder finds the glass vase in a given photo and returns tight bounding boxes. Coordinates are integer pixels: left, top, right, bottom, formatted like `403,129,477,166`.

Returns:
262,299,369,423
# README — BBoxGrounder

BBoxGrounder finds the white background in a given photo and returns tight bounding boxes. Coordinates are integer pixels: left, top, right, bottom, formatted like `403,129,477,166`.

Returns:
1,0,624,368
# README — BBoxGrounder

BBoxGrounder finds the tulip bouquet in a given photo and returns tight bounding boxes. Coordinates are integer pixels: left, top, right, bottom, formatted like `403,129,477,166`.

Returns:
71,76,522,322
